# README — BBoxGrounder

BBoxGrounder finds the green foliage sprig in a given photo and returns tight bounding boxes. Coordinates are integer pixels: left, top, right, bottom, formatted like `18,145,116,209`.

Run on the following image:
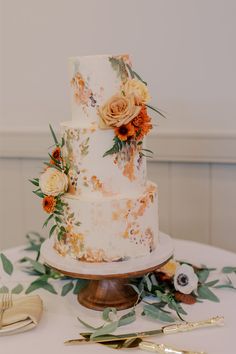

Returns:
0,253,13,275
29,125,70,242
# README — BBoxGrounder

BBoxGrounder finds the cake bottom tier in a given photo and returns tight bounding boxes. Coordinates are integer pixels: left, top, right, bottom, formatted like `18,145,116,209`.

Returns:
54,181,159,262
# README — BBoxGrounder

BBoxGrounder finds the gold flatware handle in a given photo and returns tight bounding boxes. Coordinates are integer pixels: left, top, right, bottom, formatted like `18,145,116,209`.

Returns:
162,316,224,335
139,341,206,354
64,316,224,345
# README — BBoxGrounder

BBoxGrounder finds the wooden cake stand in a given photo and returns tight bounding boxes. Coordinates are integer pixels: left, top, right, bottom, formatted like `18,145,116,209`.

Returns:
40,232,174,311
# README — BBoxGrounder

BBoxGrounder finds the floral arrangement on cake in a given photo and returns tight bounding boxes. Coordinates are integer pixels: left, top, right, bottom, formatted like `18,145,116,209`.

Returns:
70,55,165,158
29,125,70,240
97,56,165,157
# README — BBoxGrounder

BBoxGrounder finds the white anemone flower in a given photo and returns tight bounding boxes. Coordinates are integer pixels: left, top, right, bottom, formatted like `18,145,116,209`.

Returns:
174,264,198,294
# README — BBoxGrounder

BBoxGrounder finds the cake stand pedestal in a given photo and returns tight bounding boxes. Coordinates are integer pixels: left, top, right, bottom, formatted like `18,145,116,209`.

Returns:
41,232,174,311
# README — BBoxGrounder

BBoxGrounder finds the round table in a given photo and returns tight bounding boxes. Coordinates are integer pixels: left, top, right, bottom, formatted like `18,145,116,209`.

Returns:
1,238,236,354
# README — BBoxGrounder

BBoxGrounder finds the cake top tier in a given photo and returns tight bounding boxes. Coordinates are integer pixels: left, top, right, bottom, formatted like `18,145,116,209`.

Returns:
69,54,151,126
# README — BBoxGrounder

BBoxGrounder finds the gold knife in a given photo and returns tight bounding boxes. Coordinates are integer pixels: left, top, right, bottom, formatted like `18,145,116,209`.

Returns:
64,316,224,345
139,341,206,354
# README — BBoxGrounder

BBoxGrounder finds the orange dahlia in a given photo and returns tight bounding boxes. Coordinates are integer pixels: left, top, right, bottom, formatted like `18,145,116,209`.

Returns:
131,105,152,141
114,123,135,141
42,196,56,214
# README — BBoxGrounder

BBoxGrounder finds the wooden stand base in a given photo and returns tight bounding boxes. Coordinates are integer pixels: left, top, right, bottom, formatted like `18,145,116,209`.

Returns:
41,233,174,311
78,279,138,311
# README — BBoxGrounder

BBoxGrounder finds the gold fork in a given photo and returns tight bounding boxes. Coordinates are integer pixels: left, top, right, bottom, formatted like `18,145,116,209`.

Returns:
0,293,13,329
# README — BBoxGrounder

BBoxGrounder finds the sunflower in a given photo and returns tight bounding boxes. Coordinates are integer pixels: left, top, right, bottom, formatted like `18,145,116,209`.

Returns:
114,123,135,141
42,196,56,214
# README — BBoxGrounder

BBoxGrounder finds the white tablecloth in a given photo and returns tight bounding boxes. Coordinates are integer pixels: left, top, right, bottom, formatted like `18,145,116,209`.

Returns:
1,238,236,354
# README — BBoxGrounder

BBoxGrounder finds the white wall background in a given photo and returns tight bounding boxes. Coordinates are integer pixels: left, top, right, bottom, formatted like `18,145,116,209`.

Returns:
1,0,236,251
1,0,236,134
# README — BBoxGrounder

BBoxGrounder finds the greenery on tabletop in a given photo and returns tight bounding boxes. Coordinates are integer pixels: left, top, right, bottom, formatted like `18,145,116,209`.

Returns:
0,253,14,275
1,232,236,338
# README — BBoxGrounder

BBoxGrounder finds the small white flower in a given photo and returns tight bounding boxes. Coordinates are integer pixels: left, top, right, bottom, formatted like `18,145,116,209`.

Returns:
39,167,68,196
174,264,198,294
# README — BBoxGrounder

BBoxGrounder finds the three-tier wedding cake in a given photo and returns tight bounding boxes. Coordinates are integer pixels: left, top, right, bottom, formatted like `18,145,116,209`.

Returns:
35,54,159,262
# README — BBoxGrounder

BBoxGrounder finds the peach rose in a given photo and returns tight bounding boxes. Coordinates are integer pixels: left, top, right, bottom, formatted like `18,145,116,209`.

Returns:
122,79,151,105
98,94,141,128
39,168,68,197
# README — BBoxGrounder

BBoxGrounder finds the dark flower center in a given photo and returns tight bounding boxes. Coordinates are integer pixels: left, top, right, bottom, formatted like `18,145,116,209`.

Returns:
119,126,128,135
177,273,189,286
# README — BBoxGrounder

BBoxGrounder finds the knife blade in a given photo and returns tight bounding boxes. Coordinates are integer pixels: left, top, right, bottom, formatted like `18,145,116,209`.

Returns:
64,316,224,345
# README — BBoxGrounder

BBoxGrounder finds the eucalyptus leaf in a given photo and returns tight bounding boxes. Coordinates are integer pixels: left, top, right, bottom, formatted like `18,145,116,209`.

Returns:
103,307,117,322
23,257,46,274
214,284,236,290
143,304,175,323
73,279,88,294
144,274,152,292
222,266,236,274
0,253,14,275
77,316,102,330
25,280,57,294
168,300,187,316
0,286,9,293
204,279,219,287
24,244,41,252
12,284,24,294
61,281,74,296
118,309,136,327
128,284,140,295
26,231,45,243
197,285,220,302
197,269,210,283
90,321,119,339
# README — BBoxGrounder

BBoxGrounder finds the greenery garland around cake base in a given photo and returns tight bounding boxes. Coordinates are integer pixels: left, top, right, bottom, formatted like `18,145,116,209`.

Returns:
0,232,236,341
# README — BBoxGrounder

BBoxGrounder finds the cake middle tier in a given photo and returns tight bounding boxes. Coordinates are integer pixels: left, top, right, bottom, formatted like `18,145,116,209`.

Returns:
54,181,159,262
61,120,147,197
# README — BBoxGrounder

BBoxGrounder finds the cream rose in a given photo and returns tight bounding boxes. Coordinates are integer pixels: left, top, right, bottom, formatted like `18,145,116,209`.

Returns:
39,168,68,196
98,94,141,128
122,79,151,105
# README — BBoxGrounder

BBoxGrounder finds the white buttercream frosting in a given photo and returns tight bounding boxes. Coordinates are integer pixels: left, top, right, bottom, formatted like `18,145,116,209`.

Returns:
53,54,159,262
